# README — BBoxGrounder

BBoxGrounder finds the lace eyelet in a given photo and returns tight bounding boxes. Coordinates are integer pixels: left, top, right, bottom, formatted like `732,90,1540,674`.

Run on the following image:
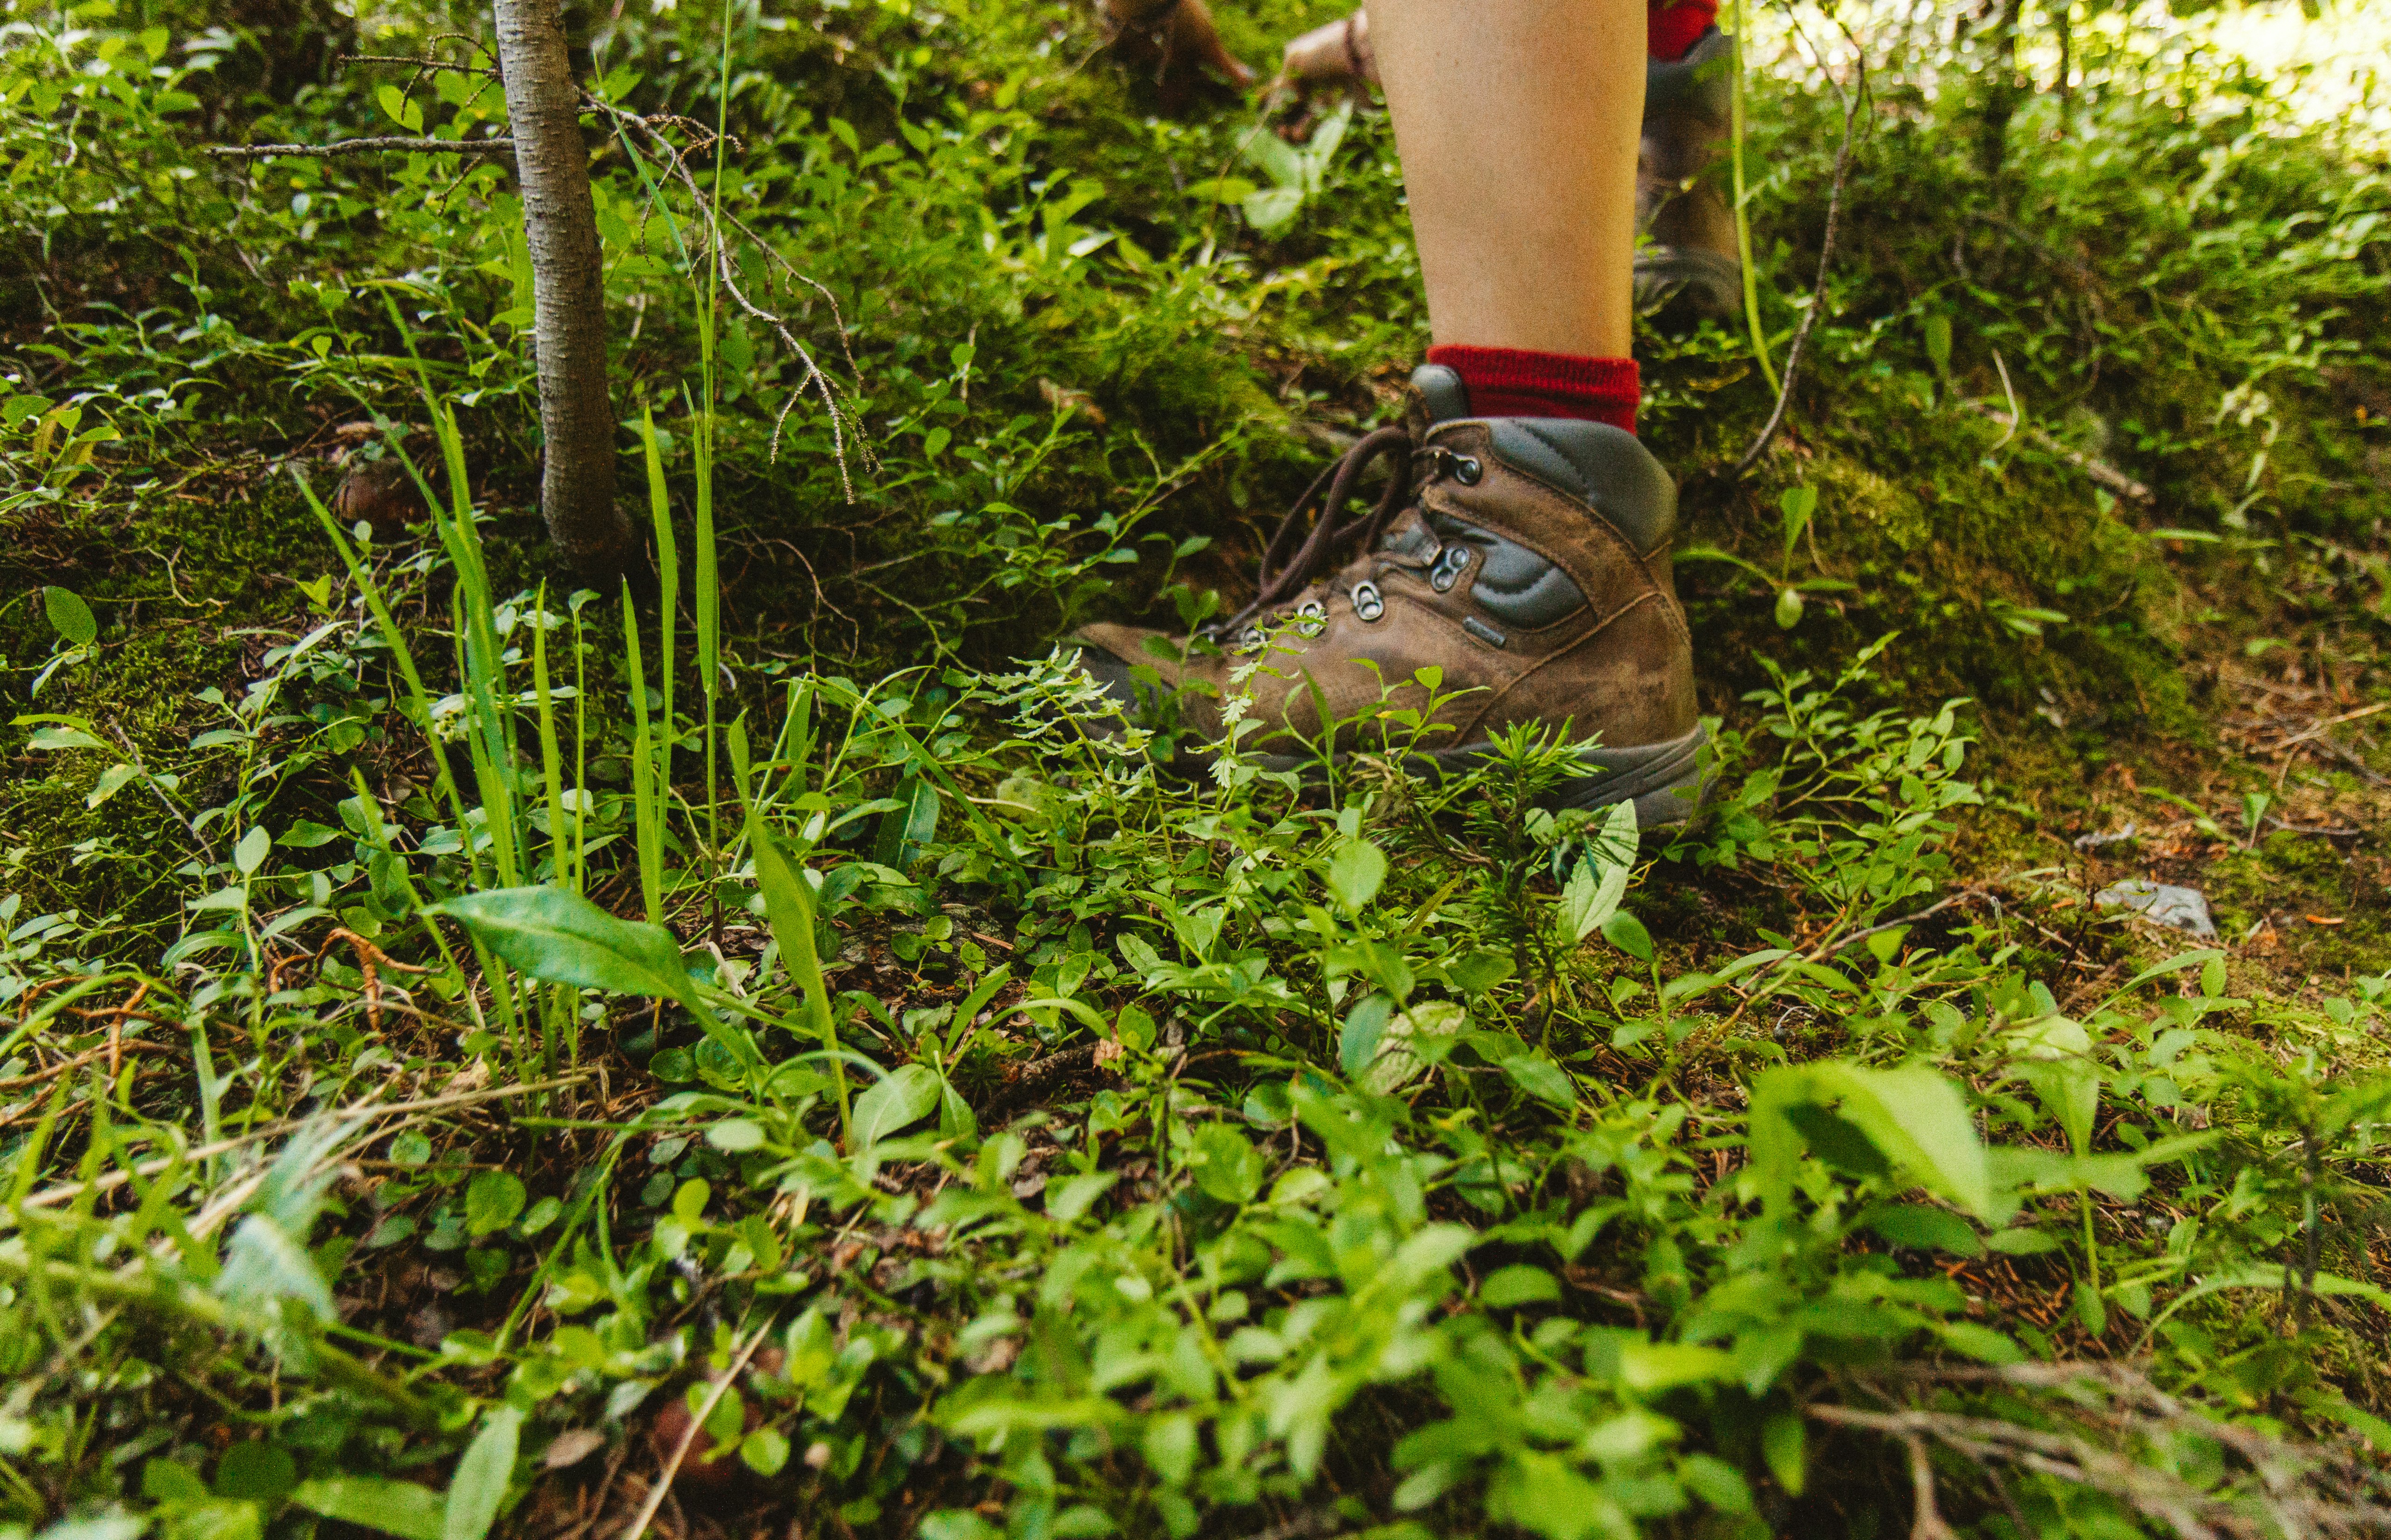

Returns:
1427,446,1483,486
1294,599,1328,635
1428,545,1471,593
1350,580,1384,622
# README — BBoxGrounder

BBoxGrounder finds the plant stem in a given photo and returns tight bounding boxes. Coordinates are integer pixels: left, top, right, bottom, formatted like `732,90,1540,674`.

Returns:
1725,0,1778,395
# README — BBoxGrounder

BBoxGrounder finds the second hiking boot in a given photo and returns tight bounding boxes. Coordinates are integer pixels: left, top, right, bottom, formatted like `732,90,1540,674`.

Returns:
1068,365,1710,827
1637,28,1743,321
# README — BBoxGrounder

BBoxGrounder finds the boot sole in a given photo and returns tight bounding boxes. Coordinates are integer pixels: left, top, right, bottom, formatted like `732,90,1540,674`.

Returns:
1251,721,1715,831
1634,247,1743,321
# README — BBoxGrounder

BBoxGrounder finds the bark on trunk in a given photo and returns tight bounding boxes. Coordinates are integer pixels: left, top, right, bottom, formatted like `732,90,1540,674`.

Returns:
492,0,631,573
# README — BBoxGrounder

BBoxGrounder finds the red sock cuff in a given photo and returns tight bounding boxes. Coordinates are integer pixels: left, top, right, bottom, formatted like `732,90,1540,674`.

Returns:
1425,345,1641,435
1648,0,1718,61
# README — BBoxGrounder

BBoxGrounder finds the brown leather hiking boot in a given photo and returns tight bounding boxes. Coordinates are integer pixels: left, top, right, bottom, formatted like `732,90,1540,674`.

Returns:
1068,364,1710,826
1637,28,1742,321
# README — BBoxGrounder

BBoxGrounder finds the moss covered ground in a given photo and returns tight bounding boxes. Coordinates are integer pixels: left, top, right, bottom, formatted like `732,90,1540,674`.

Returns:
1,0,2389,1536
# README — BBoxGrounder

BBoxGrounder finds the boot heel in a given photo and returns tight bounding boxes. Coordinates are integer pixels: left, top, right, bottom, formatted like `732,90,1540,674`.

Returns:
1549,723,1714,827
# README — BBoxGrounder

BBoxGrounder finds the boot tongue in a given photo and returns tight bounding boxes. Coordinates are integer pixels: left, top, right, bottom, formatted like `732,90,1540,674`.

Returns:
1404,363,1471,435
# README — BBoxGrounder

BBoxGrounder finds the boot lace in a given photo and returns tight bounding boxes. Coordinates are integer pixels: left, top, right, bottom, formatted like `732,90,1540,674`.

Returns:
1215,425,1416,638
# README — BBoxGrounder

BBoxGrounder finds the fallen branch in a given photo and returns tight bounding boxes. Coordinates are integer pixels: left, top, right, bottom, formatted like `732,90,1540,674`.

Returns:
1809,1363,2391,1539
1957,398,2153,504
616,1320,773,1540
340,52,502,78
206,136,516,159
1733,39,1868,478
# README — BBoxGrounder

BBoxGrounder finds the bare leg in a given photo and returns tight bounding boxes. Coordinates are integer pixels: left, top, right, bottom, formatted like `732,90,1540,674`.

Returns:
1371,0,1644,358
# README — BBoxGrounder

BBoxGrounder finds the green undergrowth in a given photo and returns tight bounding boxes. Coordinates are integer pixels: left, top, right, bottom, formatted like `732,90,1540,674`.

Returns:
2,0,2391,1537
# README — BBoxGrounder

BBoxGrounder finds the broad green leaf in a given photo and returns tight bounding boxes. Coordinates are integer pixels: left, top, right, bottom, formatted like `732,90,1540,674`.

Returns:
1447,950,1515,998
43,586,98,647
1829,1064,1995,1219
1045,1171,1118,1224
1860,1203,1981,1255
1301,101,1354,182
871,777,940,869
1501,1054,1578,1110
233,825,271,875
748,826,837,1057
1337,993,1394,1079
1242,184,1304,235
1752,1062,1996,1221
84,763,141,809
1478,1265,1560,1307
1143,1414,1197,1487
1487,1451,1625,1540
214,1443,296,1502
434,888,692,1004
1558,801,1637,944
1192,1123,1265,1205
1381,1223,1475,1290
1186,176,1258,204
145,1460,210,1505
707,1119,766,1152
1240,128,1306,190
1618,1341,1733,1394
464,1171,526,1237
1761,1412,1805,1496
1362,1001,1466,1095
1601,910,1654,962
1326,839,1387,914
1933,1321,2024,1364
2019,1058,2100,1158
442,1406,522,1540
290,1479,446,1540
1986,1226,2065,1255
2114,948,2224,998
851,1063,941,1147
1779,484,1819,556
741,1426,790,1476
1923,311,1953,378
26,726,107,751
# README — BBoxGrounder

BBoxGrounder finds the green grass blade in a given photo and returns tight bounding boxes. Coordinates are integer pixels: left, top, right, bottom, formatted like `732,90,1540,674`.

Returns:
532,581,570,892
622,579,665,926
297,470,475,841
1724,1,1778,394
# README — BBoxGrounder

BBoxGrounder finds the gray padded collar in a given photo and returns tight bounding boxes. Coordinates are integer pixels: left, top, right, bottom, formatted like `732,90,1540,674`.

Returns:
1461,417,1677,555
1408,363,1472,425
1645,28,1731,128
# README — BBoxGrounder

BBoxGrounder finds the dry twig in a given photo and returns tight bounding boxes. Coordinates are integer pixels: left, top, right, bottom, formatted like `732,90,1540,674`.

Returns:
206,137,516,159
1733,38,1870,478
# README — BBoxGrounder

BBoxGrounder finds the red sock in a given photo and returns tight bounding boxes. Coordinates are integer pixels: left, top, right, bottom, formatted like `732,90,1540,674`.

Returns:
1425,345,1640,435
1648,0,1718,61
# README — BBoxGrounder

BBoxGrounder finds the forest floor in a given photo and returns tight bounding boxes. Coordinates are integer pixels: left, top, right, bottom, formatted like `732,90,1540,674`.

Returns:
2,2,2390,1538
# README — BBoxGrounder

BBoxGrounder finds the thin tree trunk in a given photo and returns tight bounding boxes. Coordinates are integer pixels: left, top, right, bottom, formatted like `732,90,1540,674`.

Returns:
492,0,631,573
1972,0,2025,176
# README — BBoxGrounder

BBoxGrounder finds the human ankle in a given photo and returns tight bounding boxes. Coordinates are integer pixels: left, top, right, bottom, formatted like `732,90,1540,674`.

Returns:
1422,345,1640,434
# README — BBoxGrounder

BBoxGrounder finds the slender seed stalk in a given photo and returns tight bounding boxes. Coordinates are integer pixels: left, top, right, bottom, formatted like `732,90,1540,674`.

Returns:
1726,0,1778,393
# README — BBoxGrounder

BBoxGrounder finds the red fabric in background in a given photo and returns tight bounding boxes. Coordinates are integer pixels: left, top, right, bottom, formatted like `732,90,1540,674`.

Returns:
1649,0,1718,61
1425,345,1641,435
